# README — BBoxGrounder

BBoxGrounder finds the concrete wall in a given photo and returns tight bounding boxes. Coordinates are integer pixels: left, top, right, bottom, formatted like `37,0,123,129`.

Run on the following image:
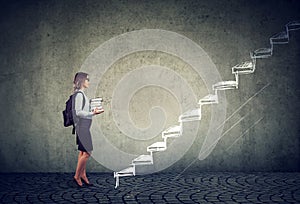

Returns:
0,0,299,173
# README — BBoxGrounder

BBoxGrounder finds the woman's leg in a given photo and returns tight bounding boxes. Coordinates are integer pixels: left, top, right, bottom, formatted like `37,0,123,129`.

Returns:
79,152,91,183
74,151,90,184
74,151,84,186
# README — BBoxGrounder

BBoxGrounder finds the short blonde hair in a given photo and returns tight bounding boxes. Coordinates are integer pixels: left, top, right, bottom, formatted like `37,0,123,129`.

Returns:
73,72,88,92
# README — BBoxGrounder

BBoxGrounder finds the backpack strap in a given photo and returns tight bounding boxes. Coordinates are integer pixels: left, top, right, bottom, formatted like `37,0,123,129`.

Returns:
76,91,86,110
72,91,86,134
72,125,76,135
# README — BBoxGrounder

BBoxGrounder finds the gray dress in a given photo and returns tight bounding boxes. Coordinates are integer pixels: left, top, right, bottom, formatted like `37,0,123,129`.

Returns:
76,118,92,152
72,90,93,152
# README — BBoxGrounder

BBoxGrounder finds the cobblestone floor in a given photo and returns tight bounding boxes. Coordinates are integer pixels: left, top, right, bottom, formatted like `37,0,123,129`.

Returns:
0,172,299,203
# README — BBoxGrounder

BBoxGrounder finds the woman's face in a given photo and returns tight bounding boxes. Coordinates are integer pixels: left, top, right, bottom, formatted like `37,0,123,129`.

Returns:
82,76,90,89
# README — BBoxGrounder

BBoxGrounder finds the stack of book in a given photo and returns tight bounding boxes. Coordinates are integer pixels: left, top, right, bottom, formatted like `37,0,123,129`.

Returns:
90,98,103,111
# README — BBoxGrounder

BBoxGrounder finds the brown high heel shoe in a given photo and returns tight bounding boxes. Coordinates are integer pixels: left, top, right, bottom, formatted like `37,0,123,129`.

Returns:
73,177,83,187
81,177,94,186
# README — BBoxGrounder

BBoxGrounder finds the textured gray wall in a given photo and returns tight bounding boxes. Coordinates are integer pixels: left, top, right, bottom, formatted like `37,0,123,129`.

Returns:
0,0,299,173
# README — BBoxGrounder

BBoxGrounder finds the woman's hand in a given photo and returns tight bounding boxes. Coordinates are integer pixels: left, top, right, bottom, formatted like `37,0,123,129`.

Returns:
93,108,104,115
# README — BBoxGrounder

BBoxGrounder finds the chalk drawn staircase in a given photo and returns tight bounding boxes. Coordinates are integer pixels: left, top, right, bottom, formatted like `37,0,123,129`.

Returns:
113,21,300,188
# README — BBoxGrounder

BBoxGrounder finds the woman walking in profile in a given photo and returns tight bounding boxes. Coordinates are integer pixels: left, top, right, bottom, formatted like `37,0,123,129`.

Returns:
72,72,103,187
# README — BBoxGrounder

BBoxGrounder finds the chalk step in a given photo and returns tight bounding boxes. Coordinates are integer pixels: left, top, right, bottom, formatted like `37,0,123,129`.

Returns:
114,166,135,177
286,21,300,31
270,31,289,44
251,47,272,59
232,61,255,74
199,94,218,105
162,125,182,139
132,154,153,165
179,108,201,122
213,80,238,91
147,141,167,152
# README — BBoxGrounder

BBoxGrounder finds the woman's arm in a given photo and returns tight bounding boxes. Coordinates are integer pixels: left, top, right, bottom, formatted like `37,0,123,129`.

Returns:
74,93,93,118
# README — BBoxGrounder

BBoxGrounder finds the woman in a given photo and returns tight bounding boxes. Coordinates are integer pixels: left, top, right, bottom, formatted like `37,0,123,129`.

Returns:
72,72,103,187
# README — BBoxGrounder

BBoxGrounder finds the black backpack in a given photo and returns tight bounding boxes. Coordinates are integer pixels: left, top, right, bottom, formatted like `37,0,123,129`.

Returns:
62,92,85,134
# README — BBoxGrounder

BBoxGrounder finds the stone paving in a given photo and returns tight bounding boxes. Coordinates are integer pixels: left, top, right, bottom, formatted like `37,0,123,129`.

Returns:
0,172,299,203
